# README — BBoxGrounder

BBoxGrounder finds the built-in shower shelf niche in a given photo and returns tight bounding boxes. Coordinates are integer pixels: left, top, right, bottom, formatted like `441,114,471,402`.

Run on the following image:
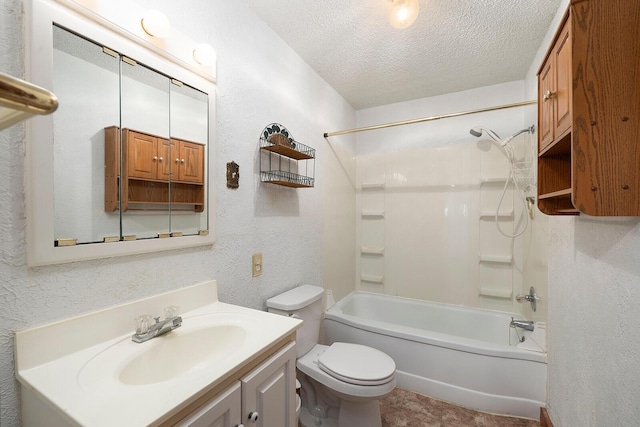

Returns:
361,246,384,255
361,182,385,189
358,169,386,293
479,210,514,219
360,274,384,284
478,287,512,298
478,254,513,264
259,123,315,188
361,210,385,218
480,176,509,183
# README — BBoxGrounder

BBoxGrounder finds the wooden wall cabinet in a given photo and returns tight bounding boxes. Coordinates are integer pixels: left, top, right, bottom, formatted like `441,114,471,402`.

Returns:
537,0,640,216
105,127,205,212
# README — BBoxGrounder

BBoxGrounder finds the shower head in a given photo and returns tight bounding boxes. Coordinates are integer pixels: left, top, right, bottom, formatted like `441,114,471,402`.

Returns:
469,127,503,145
469,127,482,138
470,125,535,147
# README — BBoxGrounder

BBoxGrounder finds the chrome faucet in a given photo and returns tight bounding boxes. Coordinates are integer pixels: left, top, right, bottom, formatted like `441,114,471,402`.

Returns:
510,317,534,331
132,312,182,343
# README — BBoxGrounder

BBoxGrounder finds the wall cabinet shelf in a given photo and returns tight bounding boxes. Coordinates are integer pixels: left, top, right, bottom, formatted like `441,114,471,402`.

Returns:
259,123,315,188
537,0,640,216
105,127,205,212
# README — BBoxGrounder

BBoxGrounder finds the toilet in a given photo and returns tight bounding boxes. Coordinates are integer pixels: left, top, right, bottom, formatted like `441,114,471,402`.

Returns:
267,285,396,427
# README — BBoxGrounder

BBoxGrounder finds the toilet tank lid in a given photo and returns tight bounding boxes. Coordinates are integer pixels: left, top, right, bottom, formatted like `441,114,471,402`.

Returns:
266,285,324,311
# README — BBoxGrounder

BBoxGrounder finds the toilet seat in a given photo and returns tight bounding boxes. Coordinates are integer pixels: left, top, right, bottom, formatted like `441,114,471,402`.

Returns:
318,343,396,386
297,344,396,400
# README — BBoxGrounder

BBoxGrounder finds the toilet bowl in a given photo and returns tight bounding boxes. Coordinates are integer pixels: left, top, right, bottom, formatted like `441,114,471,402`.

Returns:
267,285,396,427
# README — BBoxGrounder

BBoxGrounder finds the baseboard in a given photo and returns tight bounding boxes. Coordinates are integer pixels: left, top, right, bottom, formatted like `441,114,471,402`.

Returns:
540,408,554,427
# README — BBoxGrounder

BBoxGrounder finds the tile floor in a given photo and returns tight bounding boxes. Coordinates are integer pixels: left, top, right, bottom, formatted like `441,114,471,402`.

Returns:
380,388,541,427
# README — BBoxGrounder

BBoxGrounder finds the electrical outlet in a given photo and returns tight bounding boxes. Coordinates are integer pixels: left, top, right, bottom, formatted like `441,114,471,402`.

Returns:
252,253,263,277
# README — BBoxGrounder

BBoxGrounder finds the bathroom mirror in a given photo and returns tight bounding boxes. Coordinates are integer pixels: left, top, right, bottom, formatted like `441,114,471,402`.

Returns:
26,0,216,265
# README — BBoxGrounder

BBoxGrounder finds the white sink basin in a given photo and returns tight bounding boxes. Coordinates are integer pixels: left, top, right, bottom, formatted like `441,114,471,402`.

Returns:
77,313,255,390
120,323,247,385
15,281,303,427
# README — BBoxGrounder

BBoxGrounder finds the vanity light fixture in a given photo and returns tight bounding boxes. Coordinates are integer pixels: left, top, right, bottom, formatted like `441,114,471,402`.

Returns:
193,43,216,67
388,0,420,29
141,10,171,38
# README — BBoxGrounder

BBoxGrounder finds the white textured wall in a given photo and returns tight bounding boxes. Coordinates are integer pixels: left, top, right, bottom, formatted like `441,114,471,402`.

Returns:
0,0,356,424
526,0,640,425
353,82,541,313
546,217,640,426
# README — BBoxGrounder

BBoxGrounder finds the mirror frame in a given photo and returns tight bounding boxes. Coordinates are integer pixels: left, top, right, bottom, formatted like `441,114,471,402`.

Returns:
26,0,216,266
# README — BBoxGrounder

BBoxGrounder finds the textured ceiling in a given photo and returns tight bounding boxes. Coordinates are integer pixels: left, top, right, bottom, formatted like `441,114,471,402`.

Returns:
246,0,561,110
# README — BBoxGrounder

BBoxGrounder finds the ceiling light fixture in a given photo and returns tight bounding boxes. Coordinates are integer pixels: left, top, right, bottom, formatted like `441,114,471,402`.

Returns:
388,0,420,29
141,10,171,38
193,43,216,67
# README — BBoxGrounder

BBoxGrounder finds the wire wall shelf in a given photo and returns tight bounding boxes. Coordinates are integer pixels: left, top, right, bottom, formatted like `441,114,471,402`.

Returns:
259,123,315,188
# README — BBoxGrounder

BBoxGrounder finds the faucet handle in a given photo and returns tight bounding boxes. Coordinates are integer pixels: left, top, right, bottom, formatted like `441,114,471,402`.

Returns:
134,315,154,334
164,305,180,319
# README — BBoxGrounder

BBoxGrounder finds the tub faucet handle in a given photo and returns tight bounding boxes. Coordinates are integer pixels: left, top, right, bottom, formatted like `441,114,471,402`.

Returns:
516,286,539,312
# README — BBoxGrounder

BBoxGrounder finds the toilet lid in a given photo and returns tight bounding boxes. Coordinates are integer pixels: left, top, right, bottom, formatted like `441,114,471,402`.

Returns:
317,343,395,386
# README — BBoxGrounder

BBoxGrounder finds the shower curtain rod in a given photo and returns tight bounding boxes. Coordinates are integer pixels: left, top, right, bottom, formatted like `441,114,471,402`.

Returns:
323,100,537,138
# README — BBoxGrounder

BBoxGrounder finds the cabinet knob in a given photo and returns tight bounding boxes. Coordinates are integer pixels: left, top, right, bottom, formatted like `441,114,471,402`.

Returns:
153,156,158,161
175,158,180,163
181,159,185,164
158,157,163,162
247,411,259,422
542,90,554,101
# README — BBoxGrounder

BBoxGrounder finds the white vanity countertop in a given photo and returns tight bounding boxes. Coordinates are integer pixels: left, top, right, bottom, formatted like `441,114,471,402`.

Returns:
15,280,302,426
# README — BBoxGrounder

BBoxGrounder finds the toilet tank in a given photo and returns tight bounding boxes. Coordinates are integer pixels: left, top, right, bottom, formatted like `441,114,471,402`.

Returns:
266,285,324,357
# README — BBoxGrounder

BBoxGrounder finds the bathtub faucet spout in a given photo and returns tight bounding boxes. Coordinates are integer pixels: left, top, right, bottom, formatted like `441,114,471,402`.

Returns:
510,317,534,331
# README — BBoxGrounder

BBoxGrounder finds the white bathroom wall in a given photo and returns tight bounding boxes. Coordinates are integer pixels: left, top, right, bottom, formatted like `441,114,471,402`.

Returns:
354,81,539,313
526,1,640,425
0,0,356,424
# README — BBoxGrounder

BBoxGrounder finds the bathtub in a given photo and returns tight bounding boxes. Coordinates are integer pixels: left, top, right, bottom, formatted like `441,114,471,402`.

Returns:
323,291,546,420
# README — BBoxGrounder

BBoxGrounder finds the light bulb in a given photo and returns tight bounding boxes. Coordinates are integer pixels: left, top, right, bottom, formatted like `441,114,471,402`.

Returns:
193,43,216,67
389,0,420,29
141,10,171,38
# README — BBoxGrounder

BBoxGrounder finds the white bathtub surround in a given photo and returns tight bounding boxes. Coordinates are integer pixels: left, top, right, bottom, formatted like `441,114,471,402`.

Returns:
15,280,301,426
324,291,547,419
356,138,531,312
354,81,540,314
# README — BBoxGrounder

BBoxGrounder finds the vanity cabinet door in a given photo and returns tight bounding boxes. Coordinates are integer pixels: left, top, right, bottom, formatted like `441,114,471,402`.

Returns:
241,341,296,427
176,382,242,427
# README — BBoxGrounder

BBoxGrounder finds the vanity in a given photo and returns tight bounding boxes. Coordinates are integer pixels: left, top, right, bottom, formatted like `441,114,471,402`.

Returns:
15,281,302,426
